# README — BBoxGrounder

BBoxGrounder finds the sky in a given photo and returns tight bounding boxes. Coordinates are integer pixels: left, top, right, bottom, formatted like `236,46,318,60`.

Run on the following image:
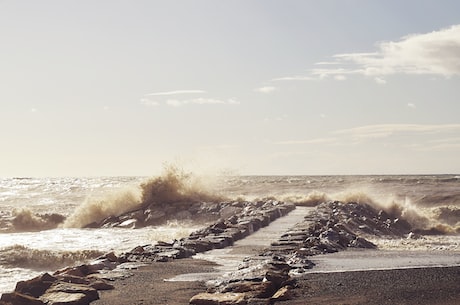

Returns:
1,0,460,177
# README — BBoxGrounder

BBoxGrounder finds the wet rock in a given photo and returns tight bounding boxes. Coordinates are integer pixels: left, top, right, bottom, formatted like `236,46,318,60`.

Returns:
40,282,99,305
270,286,293,302
55,265,95,278
55,275,90,285
222,281,275,299
1,292,45,305
14,273,57,298
189,292,246,305
88,280,114,291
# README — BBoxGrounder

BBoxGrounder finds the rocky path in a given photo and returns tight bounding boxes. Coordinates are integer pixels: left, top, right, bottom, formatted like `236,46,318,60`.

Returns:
169,206,313,282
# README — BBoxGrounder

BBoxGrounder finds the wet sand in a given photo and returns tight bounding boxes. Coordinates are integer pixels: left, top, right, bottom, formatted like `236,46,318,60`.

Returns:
292,266,460,305
92,258,217,305
92,259,460,305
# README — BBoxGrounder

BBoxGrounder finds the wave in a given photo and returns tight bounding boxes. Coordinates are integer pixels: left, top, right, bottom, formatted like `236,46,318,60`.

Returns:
63,165,225,228
269,189,460,234
62,186,142,228
0,245,103,270
11,209,65,232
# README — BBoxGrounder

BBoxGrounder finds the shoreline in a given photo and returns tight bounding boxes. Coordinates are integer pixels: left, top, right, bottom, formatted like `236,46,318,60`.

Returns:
2,200,459,304
93,261,460,305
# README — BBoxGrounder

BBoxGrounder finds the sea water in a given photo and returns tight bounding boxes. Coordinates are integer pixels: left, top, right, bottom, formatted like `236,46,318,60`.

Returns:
0,174,459,293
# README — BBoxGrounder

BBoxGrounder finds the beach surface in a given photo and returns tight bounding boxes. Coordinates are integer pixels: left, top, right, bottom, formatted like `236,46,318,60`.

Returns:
92,205,460,305
92,261,460,305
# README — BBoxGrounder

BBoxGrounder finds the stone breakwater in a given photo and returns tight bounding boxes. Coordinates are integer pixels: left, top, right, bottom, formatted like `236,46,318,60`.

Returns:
0,200,415,305
189,201,413,305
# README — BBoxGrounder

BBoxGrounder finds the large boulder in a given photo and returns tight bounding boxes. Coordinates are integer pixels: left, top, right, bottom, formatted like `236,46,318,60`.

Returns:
14,273,57,298
39,282,99,305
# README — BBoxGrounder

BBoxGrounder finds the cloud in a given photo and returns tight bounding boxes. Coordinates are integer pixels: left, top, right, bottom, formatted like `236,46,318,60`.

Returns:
407,103,416,109
273,25,460,82
145,90,206,96
254,86,277,93
409,137,460,151
140,98,160,106
272,76,316,81
312,25,460,79
141,90,239,107
334,124,460,139
166,98,239,107
274,137,338,145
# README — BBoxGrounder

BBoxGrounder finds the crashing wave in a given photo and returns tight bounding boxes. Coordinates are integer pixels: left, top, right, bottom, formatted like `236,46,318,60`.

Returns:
11,209,65,232
0,245,103,270
63,165,225,228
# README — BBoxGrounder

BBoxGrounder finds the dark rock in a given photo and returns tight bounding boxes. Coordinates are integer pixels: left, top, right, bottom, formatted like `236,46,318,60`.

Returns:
1,292,45,305
14,273,57,298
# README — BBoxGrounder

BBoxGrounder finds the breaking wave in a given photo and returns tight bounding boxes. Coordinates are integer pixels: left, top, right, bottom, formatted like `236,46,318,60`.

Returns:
62,186,142,228
275,189,460,234
11,209,65,232
64,165,225,228
0,245,103,270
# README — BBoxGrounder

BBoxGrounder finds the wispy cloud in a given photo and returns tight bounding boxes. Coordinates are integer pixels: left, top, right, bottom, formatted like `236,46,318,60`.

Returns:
374,77,387,85
273,25,460,82
407,103,416,109
274,137,338,145
272,76,316,81
334,124,460,139
166,98,239,107
409,137,460,151
273,124,460,152
141,90,239,107
145,90,206,96
254,86,277,93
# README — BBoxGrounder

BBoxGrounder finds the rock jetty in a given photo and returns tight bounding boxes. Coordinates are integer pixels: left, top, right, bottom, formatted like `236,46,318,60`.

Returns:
0,199,416,305
188,200,414,305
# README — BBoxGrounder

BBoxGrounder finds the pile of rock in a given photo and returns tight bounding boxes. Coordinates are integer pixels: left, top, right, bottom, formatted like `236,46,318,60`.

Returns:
188,200,414,304
121,200,296,262
0,252,119,305
269,201,412,257
85,201,226,228
190,257,297,305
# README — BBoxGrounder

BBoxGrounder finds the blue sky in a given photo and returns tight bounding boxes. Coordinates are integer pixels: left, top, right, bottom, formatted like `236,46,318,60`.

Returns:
1,1,459,176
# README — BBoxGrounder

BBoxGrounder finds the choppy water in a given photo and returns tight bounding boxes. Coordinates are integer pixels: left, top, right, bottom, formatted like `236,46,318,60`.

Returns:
0,174,459,293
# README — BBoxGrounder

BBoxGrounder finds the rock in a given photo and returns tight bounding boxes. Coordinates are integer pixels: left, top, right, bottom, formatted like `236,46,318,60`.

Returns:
55,265,94,278
103,251,118,262
55,275,90,285
189,292,246,305
89,281,114,291
14,273,57,298
40,292,91,305
40,282,99,305
117,218,137,228
220,206,243,220
222,281,275,299
270,286,293,301
1,292,45,305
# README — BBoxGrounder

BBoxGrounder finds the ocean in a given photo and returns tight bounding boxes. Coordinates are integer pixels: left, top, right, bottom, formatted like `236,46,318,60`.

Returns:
0,173,459,293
